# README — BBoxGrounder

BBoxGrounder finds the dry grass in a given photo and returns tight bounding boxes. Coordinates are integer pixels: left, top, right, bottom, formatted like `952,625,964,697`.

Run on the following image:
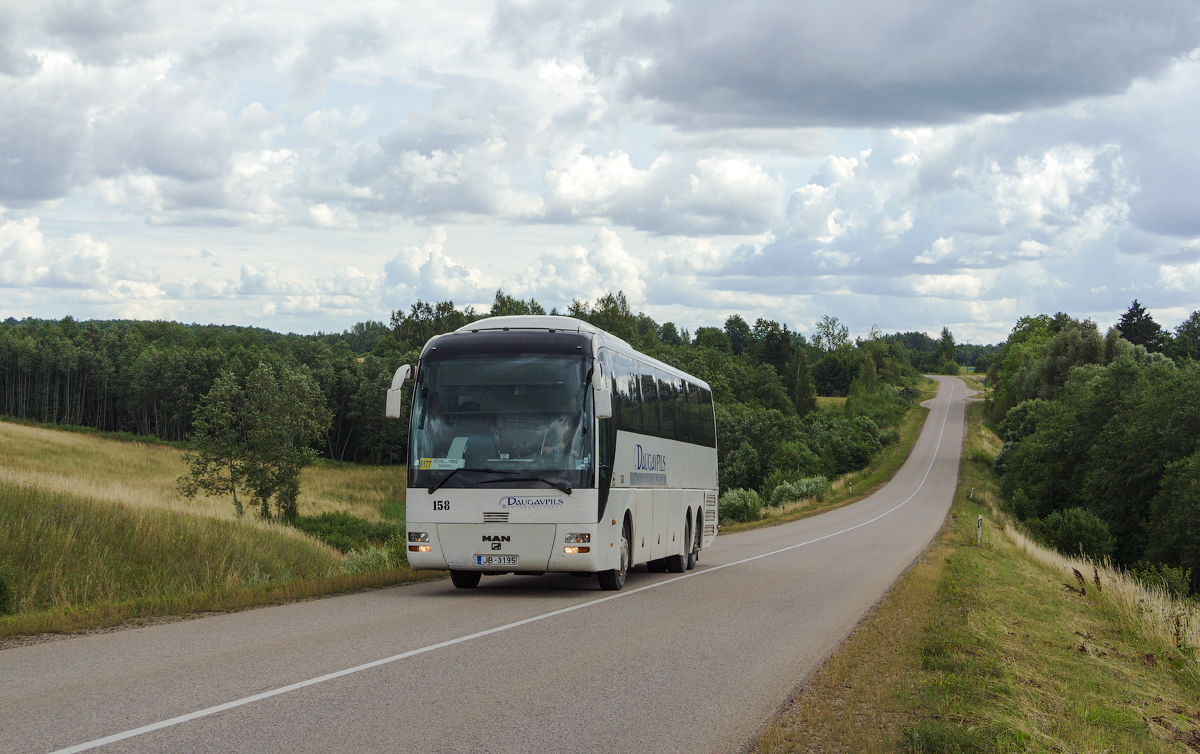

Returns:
1007,524,1200,662
0,419,405,522
755,394,1200,753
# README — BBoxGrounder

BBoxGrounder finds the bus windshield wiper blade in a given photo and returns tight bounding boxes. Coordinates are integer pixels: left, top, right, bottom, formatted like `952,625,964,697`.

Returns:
474,475,573,495
426,467,537,494
427,467,465,494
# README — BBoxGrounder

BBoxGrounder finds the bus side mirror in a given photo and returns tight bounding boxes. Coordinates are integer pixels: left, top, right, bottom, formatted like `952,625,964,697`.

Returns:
385,364,413,419
593,364,612,419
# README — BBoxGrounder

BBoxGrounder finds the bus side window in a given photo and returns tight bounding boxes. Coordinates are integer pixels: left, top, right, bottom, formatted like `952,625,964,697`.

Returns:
681,381,698,445
699,388,716,447
640,368,660,436
673,377,687,444
657,371,675,440
616,354,640,434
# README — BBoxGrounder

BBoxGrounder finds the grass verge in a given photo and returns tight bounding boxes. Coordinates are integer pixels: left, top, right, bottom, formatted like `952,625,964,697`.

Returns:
0,568,442,642
721,402,929,534
755,399,1200,753
0,480,439,641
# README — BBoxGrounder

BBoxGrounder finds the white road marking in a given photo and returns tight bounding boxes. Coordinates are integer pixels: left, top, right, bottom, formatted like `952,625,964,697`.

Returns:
50,381,957,754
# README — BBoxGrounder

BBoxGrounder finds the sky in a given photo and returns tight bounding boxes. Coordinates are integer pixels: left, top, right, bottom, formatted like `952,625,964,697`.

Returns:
2,0,1199,344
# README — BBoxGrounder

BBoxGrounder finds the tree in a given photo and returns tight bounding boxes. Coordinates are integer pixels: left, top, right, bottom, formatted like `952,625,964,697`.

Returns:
785,347,817,417
813,315,849,353
1171,309,1200,362
724,315,752,356
694,327,730,352
938,327,955,362
390,300,479,351
179,371,248,516
1116,300,1167,352
180,362,332,521
489,289,546,317
657,322,685,346
568,292,637,342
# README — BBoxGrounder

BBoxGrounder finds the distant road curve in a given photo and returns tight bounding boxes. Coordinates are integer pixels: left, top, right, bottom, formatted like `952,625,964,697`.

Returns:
3,376,969,754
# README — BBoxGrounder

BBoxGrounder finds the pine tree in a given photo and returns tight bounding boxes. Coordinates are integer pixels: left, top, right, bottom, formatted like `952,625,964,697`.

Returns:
1116,300,1167,352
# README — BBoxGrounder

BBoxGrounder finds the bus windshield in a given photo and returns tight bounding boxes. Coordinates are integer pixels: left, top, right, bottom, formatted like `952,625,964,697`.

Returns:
409,353,594,490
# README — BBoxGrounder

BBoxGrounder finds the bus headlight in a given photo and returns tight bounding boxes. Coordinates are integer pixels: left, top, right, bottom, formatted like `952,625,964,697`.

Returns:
408,532,429,543
564,533,591,543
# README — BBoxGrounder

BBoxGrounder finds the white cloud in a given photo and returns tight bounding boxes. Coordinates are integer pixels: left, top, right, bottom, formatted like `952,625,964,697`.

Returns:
914,237,955,264
543,149,784,235
514,228,647,304
1160,259,1200,292
383,226,492,304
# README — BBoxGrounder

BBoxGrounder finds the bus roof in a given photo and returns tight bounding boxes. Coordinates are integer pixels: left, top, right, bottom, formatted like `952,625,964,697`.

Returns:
455,315,613,337
450,315,711,392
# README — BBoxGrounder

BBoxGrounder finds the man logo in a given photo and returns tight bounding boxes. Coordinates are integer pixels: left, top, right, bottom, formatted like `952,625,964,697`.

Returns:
482,535,511,542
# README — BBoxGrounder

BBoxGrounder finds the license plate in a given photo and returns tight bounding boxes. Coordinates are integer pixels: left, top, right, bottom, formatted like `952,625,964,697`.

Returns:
477,554,518,566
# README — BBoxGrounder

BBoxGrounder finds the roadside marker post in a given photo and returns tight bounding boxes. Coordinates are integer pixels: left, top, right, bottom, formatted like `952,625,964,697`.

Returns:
977,515,983,546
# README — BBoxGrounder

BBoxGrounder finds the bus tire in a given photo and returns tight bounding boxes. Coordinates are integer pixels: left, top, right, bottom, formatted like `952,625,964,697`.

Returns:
687,515,701,570
450,570,481,589
598,519,631,591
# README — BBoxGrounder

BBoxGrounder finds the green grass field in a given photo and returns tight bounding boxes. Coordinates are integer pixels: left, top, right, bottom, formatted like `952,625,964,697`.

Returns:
0,419,427,639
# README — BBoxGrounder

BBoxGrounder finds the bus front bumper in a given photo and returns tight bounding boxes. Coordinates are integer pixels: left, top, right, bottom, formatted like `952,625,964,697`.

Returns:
406,523,615,573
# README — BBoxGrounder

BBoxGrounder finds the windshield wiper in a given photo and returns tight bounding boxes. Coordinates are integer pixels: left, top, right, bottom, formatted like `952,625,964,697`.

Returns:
474,473,573,495
427,467,573,495
427,467,467,494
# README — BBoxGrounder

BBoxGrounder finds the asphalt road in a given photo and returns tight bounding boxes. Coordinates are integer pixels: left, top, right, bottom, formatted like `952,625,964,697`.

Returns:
2,376,969,754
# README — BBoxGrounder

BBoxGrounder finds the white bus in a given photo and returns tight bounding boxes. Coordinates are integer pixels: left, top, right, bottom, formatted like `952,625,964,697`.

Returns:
385,315,719,590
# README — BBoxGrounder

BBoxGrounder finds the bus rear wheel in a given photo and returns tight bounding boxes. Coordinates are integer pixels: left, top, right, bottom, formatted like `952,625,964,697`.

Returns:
450,570,481,589
687,516,701,570
598,520,631,591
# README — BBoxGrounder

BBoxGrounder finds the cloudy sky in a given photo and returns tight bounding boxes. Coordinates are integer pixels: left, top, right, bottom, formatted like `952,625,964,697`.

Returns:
2,0,1199,343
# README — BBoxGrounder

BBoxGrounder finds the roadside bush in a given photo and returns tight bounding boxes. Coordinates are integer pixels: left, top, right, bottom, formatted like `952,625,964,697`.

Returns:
768,440,823,478
720,441,763,492
936,357,961,375
0,569,14,615
1130,561,1192,599
345,533,408,574
719,489,763,523
968,448,995,467
845,384,910,428
767,476,830,507
294,511,399,553
1025,507,1114,559
879,428,899,446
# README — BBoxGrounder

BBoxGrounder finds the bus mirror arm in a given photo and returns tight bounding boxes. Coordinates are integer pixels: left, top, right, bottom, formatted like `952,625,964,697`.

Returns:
384,364,413,419
592,363,613,419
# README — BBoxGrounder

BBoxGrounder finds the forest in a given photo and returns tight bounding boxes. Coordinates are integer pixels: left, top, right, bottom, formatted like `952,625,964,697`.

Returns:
0,290,970,499
988,301,1200,592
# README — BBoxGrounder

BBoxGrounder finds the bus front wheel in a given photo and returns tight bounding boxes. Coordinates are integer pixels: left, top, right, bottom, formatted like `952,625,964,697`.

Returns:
450,570,481,589
598,520,631,591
